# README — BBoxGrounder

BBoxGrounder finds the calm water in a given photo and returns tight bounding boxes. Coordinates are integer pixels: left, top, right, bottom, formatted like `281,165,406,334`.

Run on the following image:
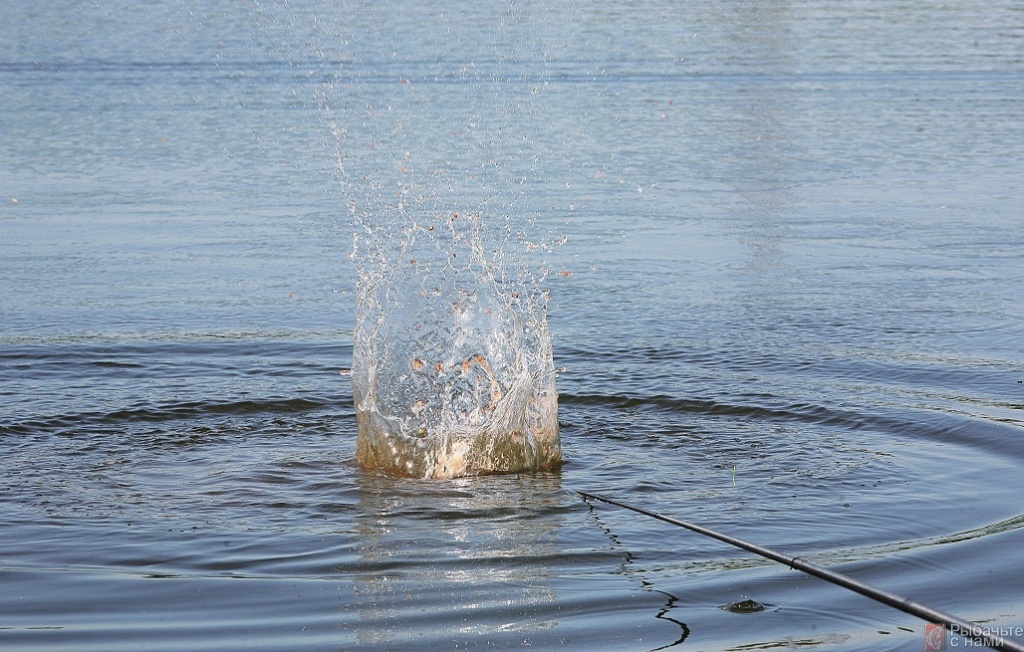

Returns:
2,1,1023,650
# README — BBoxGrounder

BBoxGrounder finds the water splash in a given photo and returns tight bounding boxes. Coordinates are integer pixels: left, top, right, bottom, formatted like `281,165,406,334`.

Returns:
320,8,568,478
347,199,561,477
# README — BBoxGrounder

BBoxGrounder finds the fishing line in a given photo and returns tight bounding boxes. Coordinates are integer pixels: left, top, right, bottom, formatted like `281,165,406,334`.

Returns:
579,491,1024,652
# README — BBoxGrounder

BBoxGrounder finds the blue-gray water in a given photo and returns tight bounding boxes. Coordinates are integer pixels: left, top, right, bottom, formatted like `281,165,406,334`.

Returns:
2,1,1023,650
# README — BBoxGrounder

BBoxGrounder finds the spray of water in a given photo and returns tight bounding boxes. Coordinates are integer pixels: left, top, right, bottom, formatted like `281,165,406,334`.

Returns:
319,5,568,478
349,204,560,478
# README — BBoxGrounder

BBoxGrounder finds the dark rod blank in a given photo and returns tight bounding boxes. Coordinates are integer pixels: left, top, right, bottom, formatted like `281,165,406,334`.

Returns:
579,491,1024,652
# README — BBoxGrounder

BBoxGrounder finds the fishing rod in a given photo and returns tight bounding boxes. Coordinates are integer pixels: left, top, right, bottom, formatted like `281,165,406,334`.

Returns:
579,491,1024,652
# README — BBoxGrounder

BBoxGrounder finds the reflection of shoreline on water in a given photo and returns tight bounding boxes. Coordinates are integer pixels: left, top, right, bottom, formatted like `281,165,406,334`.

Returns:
347,472,564,647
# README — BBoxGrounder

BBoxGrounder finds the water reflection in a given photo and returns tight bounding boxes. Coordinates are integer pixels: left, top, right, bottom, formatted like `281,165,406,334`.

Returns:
722,4,797,275
583,499,691,650
347,471,565,648
709,3,807,341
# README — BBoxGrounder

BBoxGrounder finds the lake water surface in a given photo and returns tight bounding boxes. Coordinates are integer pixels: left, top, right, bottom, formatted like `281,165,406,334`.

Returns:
2,1,1023,650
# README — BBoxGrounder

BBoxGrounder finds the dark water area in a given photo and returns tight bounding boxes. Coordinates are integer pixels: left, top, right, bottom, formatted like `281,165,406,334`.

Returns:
2,1,1023,650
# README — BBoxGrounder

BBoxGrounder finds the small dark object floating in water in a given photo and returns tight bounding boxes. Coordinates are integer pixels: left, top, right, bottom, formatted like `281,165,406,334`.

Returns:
721,598,766,613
